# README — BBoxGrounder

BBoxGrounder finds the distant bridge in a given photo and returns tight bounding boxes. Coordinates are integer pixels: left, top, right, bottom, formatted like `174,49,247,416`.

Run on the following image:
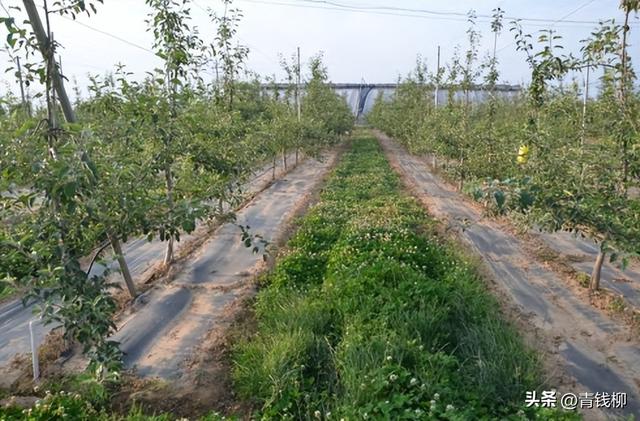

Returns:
264,83,522,120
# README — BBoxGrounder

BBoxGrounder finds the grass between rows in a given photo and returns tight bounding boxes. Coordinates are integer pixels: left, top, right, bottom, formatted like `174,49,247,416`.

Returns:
0,135,578,421
233,135,578,420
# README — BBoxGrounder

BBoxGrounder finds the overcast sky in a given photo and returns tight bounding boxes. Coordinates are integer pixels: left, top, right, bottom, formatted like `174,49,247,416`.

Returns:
1,0,639,99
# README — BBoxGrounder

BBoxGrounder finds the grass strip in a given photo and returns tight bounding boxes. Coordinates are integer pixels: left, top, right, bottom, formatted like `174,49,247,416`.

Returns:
233,134,578,420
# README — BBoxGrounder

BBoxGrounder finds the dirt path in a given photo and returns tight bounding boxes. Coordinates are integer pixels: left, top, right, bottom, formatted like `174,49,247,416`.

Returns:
376,131,640,418
112,151,337,381
0,152,302,372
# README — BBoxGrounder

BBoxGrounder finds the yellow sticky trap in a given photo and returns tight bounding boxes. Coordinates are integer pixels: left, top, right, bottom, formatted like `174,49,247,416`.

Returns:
517,145,529,164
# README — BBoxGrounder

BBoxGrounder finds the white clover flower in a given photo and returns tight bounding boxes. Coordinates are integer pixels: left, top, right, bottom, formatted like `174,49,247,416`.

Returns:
410,377,418,386
314,410,321,419
430,400,436,406
433,393,440,400
389,374,398,382
386,355,392,361
446,404,455,412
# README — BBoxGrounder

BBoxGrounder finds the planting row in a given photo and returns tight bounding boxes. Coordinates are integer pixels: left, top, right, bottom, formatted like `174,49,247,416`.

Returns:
368,7,640,292
232,135,577,419
0,0,353,376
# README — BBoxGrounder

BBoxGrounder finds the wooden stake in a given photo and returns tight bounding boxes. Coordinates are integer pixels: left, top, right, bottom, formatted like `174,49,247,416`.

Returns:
435,45,440,108
296,47,301,166
29,320,39,381
16,57,31,116
22,0,76,123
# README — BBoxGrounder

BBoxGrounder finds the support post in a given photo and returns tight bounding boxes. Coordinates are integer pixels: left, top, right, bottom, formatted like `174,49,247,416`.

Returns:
295,46,301,166
22,0,76,123
578,61,591,185
16,57,31,116
435,45,440,108
29,320,39,381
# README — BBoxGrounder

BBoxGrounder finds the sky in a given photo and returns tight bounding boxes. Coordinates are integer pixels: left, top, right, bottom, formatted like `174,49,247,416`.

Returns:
0,0,639,100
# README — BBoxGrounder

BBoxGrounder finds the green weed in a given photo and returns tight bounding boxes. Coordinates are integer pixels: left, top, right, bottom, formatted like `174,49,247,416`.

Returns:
232,136,578,419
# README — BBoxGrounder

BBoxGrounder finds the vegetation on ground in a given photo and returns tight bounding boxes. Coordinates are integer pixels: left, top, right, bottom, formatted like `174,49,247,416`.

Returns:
232,135,578,420
0,373,231,420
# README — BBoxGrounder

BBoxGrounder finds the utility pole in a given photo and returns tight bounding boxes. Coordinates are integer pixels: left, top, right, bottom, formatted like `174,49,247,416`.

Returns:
434,45,441,108
15,57,31,117
295,46,301,166
22,0,76,123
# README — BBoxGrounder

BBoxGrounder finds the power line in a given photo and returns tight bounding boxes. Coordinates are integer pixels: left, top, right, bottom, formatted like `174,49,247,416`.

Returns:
238,0,496,24
238,0,634,27
495,0,602,54
1,2,154,55
60,1,282,79
194,0,290,69
0,0,12,17
551,0,600,27
57,15,156,55
292,0,612,25
192,0,211,15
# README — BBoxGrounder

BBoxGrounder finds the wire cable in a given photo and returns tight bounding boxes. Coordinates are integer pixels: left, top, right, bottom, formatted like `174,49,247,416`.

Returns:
293,0,610,25
57,15,156,55
237,0,632,28
495,0,601,54
0,0,12,17
194,0,290,68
